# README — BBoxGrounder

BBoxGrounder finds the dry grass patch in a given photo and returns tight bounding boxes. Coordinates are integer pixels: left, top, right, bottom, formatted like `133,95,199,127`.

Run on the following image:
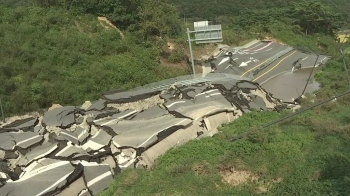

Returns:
220,168,259,186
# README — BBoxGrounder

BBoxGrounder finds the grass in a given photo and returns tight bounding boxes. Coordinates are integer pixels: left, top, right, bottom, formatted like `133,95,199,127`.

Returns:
100,105,350,196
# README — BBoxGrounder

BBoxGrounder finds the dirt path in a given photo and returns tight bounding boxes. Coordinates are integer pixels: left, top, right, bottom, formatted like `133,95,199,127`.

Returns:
97,16,125,39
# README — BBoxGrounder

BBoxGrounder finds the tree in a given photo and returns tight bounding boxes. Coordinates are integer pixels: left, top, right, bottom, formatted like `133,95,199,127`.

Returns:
139,0,182,39
290,0,342,35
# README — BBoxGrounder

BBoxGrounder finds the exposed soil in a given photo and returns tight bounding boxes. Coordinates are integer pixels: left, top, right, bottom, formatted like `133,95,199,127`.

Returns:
159,58,192,73
107,95,164,112
97,16,125,39
264,36,286,45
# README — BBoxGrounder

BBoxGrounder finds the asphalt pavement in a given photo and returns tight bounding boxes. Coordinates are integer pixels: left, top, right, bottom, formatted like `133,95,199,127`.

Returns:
208,40,331,101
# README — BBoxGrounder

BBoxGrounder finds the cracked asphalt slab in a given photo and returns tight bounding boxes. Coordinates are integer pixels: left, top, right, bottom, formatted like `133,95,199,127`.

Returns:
0,54,298,195
208,40,330,101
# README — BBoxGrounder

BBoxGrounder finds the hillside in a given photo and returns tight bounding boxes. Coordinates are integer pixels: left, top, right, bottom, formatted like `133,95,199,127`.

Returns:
0,0,350,196
167,0,350,28
0,6,186,115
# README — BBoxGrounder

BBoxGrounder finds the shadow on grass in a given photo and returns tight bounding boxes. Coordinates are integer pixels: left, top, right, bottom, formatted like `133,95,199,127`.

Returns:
320,153,350,195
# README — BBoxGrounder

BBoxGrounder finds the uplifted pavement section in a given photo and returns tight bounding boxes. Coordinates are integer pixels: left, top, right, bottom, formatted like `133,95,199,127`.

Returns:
0,73,290,195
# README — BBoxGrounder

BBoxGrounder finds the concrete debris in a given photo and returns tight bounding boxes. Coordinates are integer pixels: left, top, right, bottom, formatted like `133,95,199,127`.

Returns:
81,161,114,195
86,99,107,111
80,101,93,110
42,106,83,128
0,132,43,151
0,117,38,133
107,95,164,112
1,159,76,196
0,75,291,195
82,130,112,152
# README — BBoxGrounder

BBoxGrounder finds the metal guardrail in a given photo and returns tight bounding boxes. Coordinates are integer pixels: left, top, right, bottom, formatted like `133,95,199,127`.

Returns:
133,73,251,91
252,47,295,76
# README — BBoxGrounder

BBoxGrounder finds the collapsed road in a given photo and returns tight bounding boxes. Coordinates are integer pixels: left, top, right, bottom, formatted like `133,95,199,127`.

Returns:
0,77,292,196
206,40,331,101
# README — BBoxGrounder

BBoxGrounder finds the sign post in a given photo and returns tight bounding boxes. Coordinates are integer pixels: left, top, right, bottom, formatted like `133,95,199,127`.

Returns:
0,98,4,123
187,28,196,77
187,21,223,78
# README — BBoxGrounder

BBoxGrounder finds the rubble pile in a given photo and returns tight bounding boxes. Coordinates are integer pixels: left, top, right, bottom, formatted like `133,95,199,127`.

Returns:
0,80,287,196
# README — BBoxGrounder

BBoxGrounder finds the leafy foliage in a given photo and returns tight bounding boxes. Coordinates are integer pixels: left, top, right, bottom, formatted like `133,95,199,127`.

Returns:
0,6,185,115
167,0,350,28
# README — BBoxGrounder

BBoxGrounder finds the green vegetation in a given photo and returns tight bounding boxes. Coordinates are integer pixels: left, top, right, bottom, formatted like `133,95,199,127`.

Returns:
0,2,186,115
1,0,350,195
101,107,350,195
98,0,350,196
167,0,350,28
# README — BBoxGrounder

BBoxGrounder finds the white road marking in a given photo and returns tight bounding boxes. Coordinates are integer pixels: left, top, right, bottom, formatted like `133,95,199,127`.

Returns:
136,119,189,148
166,100,186,108
195,89,219,97
254,42,272,51
266,48,272,51
16,135,42,146
56,145,71,156
239,60,252,67
15,158,67,182
117,110,137,119
245,43,263,50
87,171,112,187
205,93,222,98
36,172,73,196
77,129,88,139
82,140,104,151
225,64,232,70
302,57,308,61
60,131,77,141
218,57,230,66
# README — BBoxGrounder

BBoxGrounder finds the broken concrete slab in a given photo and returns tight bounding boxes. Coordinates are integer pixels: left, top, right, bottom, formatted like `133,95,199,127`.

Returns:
116,148,137,169
209,80,238,91
131,105,168,120
203,112,232,131
101,156,118,175
57,127,89,145
56,177,88,196
112,115,192,148
42,106,82,128
0,117,38,133
86,99,107,111
0,132,43,151
17,142,58,166
82,130,112,152
102,88,161,103
169,94,235,120
93,109,138,128
84,110,117,120
81,161,114,195
0,149,18,160
164,99,194,112
55,142,90,159
78,189,92,196
237,81,258,89
1,159,76,196
137,123,203,168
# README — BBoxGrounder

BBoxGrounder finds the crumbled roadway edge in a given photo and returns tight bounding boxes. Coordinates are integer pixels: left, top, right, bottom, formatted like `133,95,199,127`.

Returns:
0,79,292,196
